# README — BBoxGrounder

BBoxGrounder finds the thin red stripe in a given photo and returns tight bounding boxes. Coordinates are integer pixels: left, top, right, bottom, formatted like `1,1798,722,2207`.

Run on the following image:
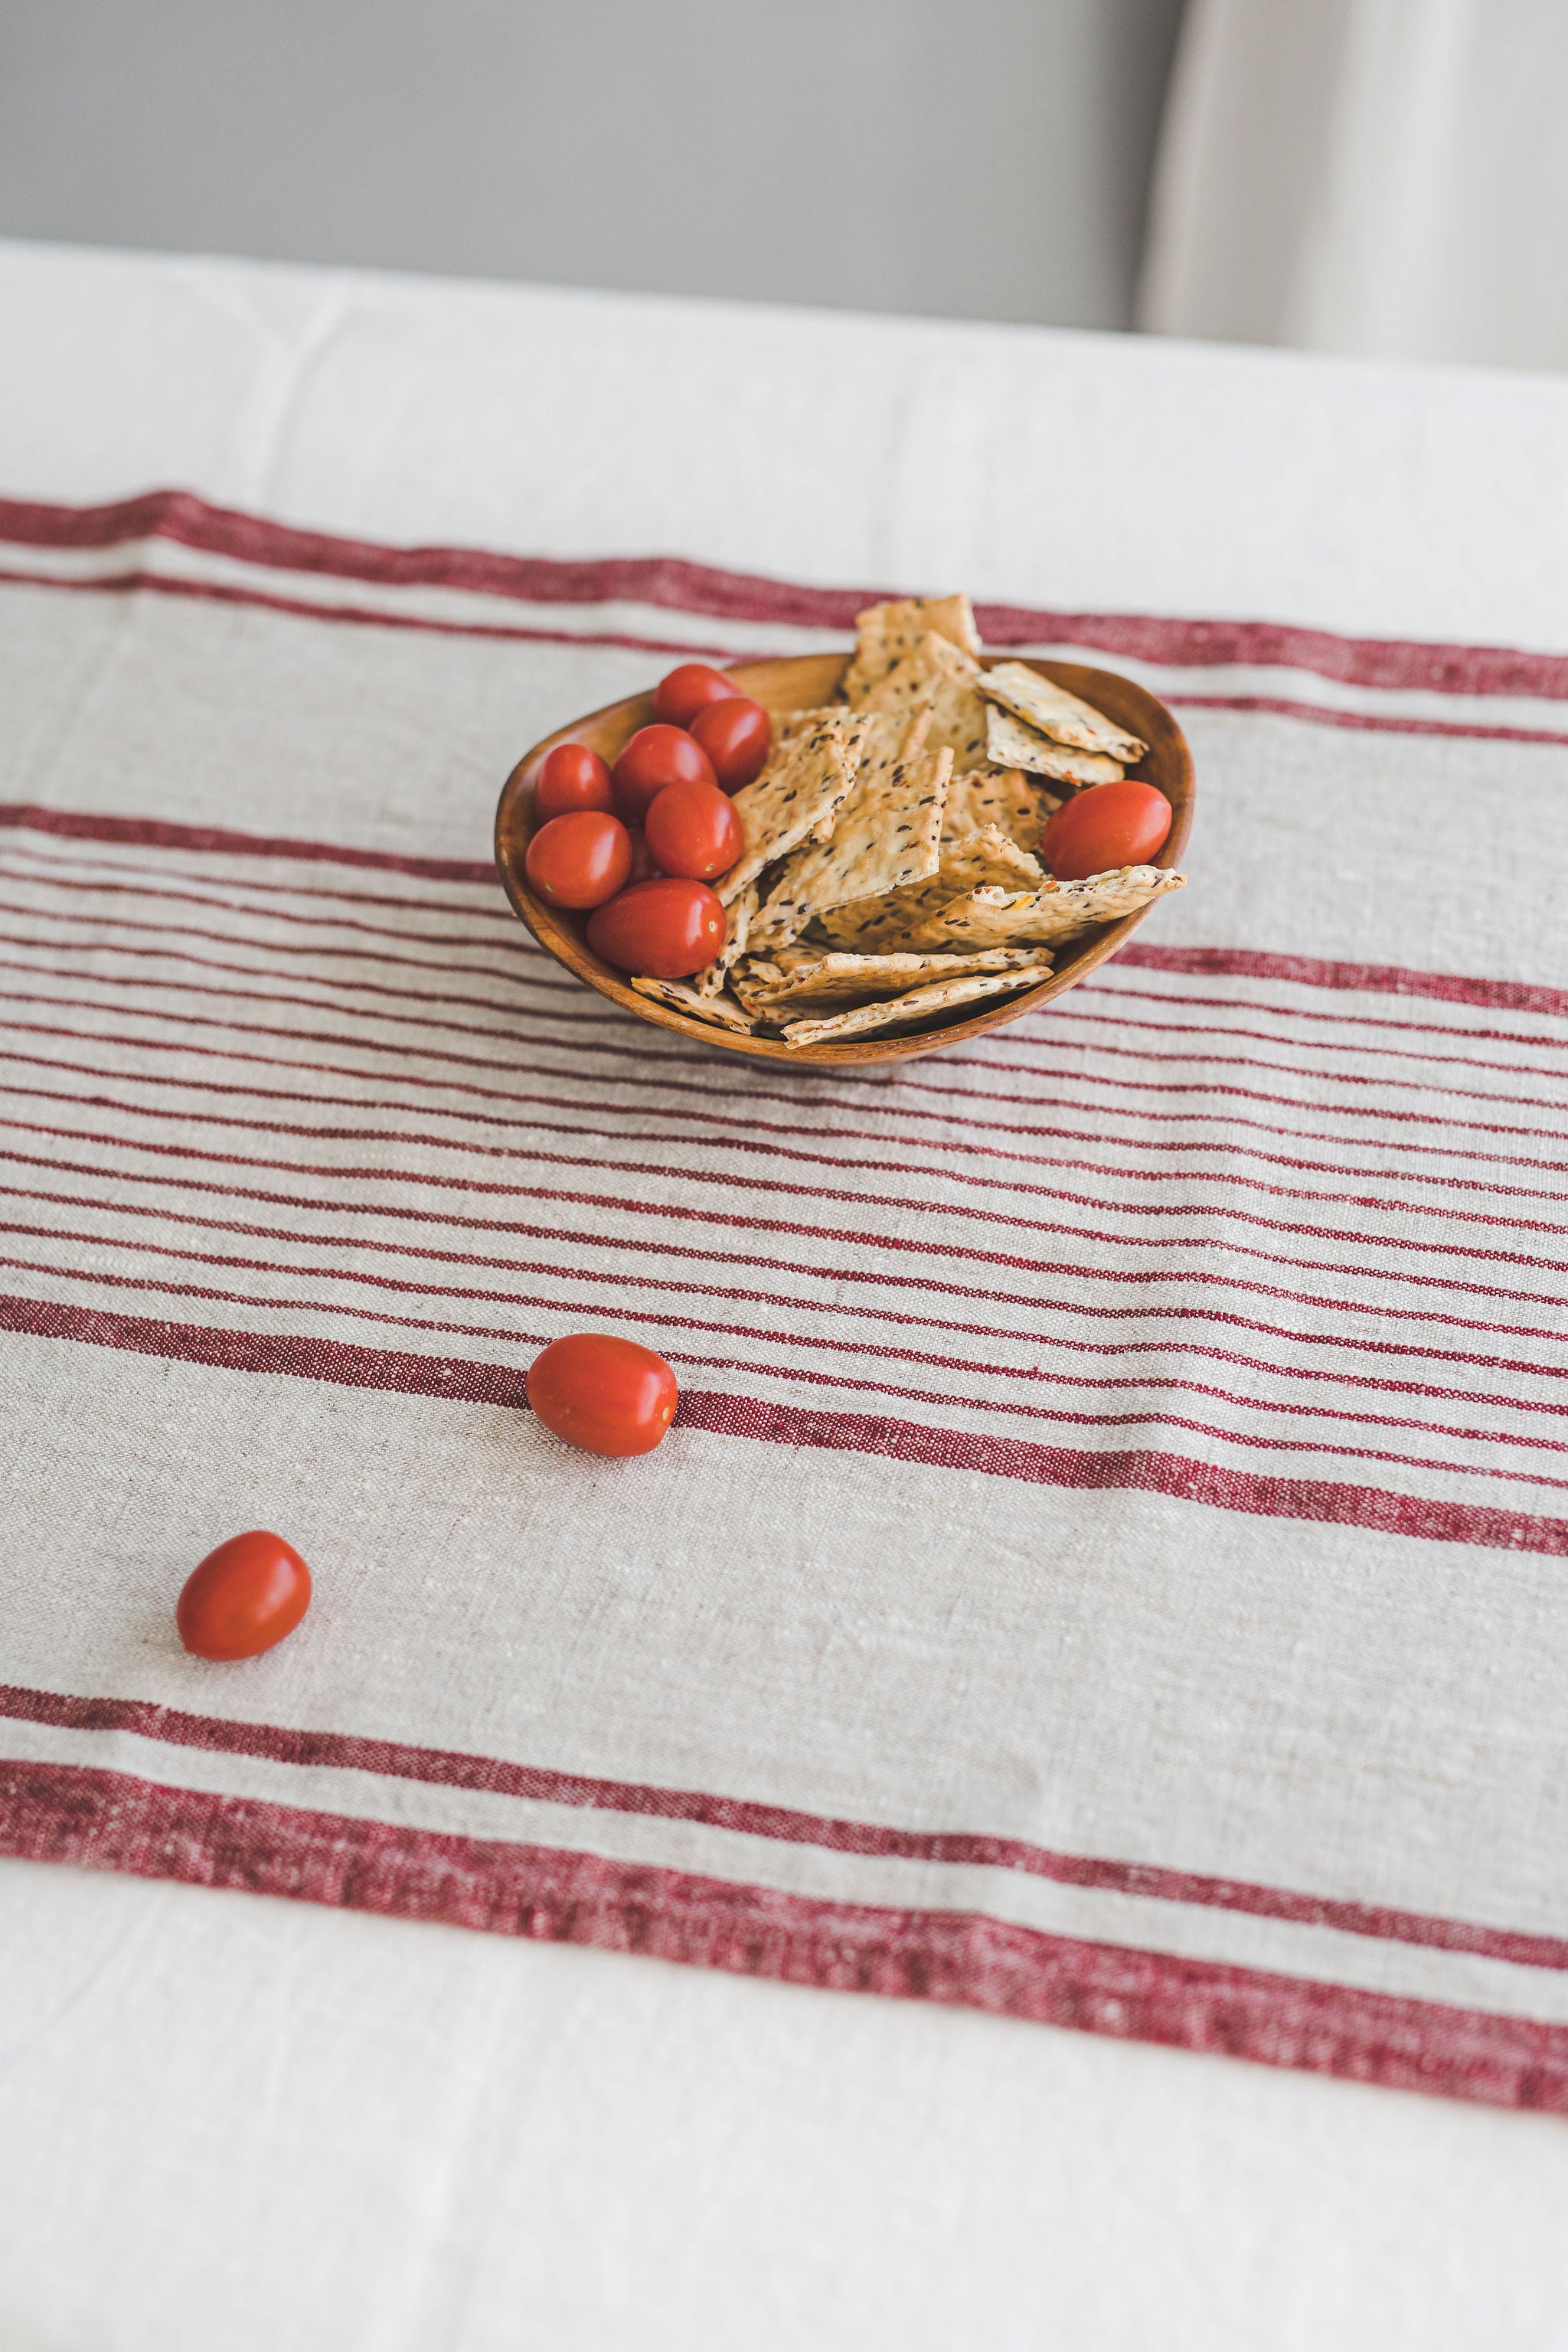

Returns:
15,1223,1568,1464
12,1065,1568,1247
3,1757,1566,2110
8,1681,1568,1975
1168,691,1568,750
16,1149,1568,1370
6,1290,1568,1548
14,1170,1568,1387
0,841,519,924
11,1104,1568,1285
15,1027,1567,1214
9,488,1568,705
15,1132,1568,1351
0,864,524,952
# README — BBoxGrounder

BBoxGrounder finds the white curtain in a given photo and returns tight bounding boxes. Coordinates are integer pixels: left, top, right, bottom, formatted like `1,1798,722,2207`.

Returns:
1139,0,1568,371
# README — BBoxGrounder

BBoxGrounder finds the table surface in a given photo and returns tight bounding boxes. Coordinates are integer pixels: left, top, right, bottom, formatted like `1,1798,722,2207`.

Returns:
5,237,1568,2352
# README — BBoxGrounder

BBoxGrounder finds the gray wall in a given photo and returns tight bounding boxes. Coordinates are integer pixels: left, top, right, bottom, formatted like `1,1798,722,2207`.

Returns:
0,0,1184,330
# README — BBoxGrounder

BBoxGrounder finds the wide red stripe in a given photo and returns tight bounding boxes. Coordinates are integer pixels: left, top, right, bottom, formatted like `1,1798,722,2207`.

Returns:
0,802,496,884
9,488,1568,705
3,1756,1565,2110
8,1681,1568,1975
5,1290,1566,1552
12,557,1566,753
1122,943,1568,1021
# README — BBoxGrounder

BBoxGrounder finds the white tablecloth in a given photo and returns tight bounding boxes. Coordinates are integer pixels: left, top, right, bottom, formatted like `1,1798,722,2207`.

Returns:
5,238,1568,2352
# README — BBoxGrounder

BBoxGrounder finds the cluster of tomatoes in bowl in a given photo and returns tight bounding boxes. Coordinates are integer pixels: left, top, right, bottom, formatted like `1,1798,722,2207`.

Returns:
524,662,766,980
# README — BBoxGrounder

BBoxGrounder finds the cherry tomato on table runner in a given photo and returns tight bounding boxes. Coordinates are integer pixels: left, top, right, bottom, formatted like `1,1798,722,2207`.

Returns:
533,741,614,820
178,1530,312,1661
525,810,632,909
689,695,772,792
652,662,737,729
1043,779,1172,882
612,724,718,823
644,777,743,880
527,1333,679,1457
586,876,726,977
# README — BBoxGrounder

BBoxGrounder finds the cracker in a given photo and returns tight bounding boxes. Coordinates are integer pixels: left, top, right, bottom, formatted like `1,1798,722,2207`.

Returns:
985,704,1124,784
780,966,1044,1049
697,881,758,998
751,946,1053,1016
720,713,867,905
842,593,981,704
902,865,1185,952
942,766,1061,852
858,632,991,769
631,976,758,1033
978,662,1146,763
818,824,1044,952
775,706,845,749
749,724,951,956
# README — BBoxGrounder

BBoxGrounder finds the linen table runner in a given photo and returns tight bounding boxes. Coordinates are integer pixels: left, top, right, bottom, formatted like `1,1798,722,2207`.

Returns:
4,490,1568,2112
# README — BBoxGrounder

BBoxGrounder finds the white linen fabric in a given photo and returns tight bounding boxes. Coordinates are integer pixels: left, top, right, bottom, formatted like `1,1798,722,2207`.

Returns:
7,241,1568,2351
1140,0,1568,372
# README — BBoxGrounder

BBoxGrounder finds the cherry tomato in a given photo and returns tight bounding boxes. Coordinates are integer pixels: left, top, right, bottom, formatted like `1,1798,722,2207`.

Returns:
689,696,772,792
534,741,614,821
527,1331,679,1456
586,876,727,977
525,810,632,909
652,662,738,729
644,778,743,880
1043,780,1173,883
612,724,718,824
625,827,661,885
177,1530,312,1661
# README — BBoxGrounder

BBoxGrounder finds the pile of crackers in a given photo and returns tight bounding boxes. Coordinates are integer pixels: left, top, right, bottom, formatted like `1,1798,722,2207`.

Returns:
631,591,1184,1049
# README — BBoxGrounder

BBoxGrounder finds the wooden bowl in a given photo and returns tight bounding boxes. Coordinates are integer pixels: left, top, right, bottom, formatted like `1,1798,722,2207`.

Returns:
495,654,1193,1068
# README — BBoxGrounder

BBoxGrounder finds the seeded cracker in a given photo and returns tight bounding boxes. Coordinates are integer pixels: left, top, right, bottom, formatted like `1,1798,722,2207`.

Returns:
719,713,866,906
697,881,757,998
984,704,1124,786
942,766,1060,852
749,717,949,956
781,967,1044,1049
631,976,758,1032
902,865,1185,953
842,593,982,705
818,824,1044,953
751,947,1052,1017
858,632,991,768
977,662,1146,763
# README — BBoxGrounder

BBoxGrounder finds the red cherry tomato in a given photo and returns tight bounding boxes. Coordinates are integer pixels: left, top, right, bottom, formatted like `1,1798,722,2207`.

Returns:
1043,780,1173,883
625,827,661,885
527,1331,679,1457
177,1530,312,1661
652,662,738,729
525,810,632,909
689,696,772,792
644,778,743,880
612,724,718,824
534,741,614,821
586,876,727,978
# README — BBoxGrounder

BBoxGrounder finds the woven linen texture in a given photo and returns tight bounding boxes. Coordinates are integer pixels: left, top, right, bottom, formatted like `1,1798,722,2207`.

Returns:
5,491,1568,2111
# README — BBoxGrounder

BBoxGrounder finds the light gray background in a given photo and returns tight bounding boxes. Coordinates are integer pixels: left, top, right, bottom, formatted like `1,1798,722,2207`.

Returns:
0,0,1185,328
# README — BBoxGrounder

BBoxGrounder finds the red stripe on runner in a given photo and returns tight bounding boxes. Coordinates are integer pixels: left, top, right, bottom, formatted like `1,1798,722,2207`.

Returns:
2,1755,1564,2112
7,1681,1568,1975
8,488,1568,705
5,1290,1567,1553
0,802,496,884
12,558,1568,752
1120,944,1568,1021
